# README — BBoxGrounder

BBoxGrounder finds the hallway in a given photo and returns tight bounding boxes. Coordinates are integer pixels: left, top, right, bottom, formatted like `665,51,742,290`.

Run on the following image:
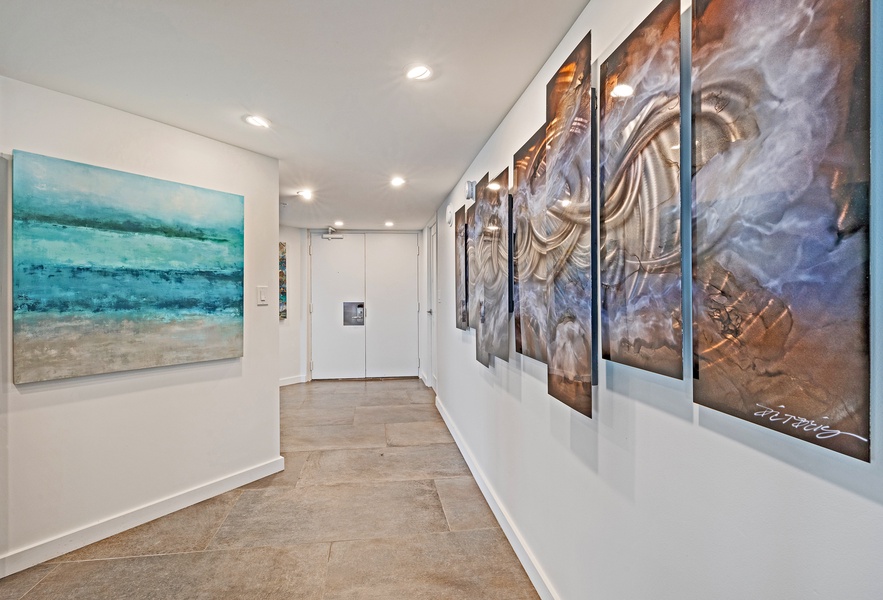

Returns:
0,379,539,599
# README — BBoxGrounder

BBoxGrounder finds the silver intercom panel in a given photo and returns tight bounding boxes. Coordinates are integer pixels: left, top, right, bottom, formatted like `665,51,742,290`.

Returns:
343,302,365,326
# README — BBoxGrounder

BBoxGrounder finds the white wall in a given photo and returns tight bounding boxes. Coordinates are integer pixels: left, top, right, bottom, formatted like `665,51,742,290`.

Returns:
434,0,883,598
279,226,308,385
0,77,283,576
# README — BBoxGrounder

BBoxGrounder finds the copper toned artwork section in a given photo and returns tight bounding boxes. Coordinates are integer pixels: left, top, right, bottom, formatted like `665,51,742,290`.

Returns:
470,175,491,366
692,0,871,459
475,168,511,363
512,126,549,363
544,32,594,417
600,0,683,379
455,206,468,331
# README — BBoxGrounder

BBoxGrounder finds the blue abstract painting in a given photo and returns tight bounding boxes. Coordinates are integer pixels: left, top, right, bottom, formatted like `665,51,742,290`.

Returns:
12,150,245,384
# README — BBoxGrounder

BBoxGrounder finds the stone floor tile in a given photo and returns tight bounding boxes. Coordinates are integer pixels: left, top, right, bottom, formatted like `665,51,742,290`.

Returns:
9,378,537,599
364,378,428,392
435,477,498,531
23,545,329,600
282,407,354,428
407,388,437,404
57,490,242,562
385,421,454,447
300,381,371,395
282,424,387,452
352,404,442,425
298,390,411,409
241,452,310,489
324,529,539,600
0,564,57,600
209,480,448,548
298,445,469,486
279,387,307,408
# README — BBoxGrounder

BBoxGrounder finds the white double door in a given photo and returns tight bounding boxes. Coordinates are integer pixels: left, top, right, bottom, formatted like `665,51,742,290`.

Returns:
310,232,419,379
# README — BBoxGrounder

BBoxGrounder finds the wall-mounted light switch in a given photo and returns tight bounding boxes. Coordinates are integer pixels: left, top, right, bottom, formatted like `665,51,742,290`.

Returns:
257,285,269,306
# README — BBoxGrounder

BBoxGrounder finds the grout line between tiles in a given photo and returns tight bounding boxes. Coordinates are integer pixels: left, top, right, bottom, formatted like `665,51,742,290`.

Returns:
433,479,453,532
17,564,59,600
319,543,333,600
201,489,245,552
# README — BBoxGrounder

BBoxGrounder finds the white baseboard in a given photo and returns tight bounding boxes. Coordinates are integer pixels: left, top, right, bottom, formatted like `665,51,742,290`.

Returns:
436,398,558,600
0,456,284,578
279,375,307,386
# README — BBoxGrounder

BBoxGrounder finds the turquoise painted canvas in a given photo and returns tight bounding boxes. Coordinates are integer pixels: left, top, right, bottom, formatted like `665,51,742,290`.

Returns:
12,150,245,384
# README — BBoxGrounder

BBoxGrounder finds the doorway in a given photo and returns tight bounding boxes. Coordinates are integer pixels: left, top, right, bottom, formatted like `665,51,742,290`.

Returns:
310,231,419,379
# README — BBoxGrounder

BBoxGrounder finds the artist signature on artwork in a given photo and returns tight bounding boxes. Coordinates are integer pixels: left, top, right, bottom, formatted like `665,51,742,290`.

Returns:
754,404,869,442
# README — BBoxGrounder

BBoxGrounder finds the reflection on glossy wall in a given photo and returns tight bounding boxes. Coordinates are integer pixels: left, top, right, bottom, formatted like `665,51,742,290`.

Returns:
600,0,683,380
692,0,871,460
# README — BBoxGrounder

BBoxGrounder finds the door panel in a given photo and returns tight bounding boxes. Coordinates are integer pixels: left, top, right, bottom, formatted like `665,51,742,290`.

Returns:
366,234,419,377
430,225,438,389
310,233,366,379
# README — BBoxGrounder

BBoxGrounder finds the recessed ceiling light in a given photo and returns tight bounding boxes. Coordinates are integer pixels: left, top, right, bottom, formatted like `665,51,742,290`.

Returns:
610,84,634,98
560,199,572,207
244,114,271,128
487,182,501,191
296,190,313,200
385,221,394,227
334,220,344,227
391,176,406,187
406,65,432,80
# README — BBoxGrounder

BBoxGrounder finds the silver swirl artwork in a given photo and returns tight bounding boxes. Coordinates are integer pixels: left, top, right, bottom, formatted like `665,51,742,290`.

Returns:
692,0,871,460
600,0,683,379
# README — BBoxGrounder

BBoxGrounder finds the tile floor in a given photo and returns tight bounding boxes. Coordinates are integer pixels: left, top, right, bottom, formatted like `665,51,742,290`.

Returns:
1,378,539,599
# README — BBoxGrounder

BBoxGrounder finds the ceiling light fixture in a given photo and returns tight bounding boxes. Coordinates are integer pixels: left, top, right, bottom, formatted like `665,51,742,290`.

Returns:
487,182,501,191
385,221,394,227
391,176,405,187
296,190,313,200
334,220,344,227
610,84,634,98
406,65,432,80
560,199,572,207
244,114,271,128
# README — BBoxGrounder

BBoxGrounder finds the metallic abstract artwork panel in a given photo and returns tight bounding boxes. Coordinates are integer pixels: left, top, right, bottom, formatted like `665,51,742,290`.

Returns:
543,32,595,417
12,150,245,384
512,126,550,363
600,0,683,379
474,168,511,363
455,205,469,331
470,175,491,366
692,0,871,460
279,241,288,320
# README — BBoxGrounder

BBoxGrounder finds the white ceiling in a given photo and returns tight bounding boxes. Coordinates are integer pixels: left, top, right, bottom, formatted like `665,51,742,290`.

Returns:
0,0,590,231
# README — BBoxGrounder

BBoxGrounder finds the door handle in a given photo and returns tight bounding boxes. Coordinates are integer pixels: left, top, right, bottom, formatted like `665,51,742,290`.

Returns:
427,309,433,315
